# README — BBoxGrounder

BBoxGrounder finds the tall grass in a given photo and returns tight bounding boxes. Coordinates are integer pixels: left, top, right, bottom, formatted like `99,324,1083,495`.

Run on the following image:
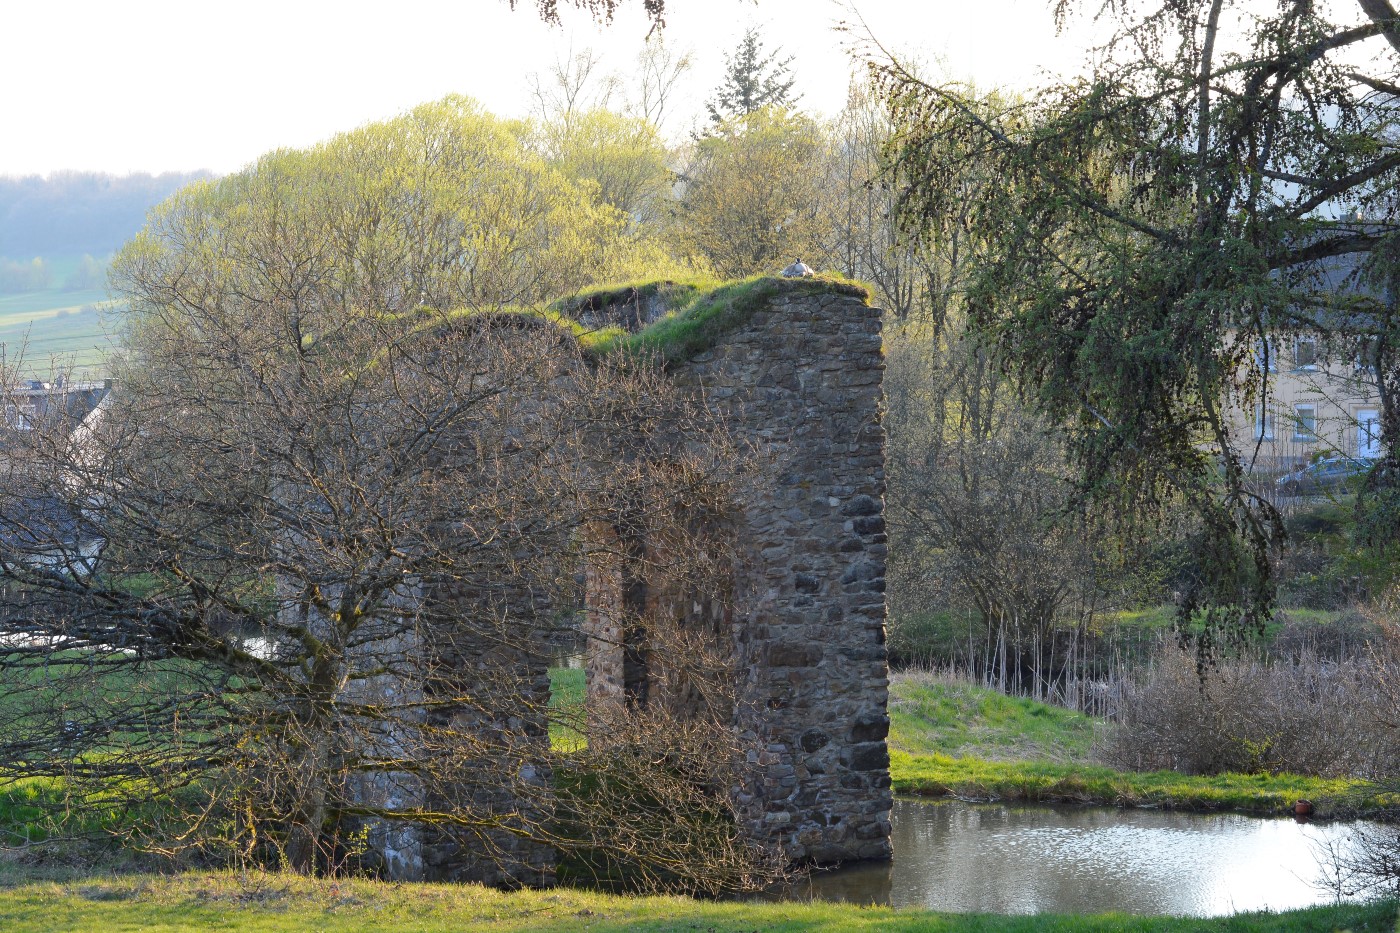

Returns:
1098,644,1400,778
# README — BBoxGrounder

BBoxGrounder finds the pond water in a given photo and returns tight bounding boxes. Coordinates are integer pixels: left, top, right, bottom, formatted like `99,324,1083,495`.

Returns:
792,798,1382,916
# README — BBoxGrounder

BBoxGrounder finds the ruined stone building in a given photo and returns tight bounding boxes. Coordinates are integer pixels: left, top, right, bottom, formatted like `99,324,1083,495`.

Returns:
350,278,892,884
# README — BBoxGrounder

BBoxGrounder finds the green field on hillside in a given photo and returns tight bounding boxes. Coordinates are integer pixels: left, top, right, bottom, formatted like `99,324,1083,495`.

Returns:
0,256,119,375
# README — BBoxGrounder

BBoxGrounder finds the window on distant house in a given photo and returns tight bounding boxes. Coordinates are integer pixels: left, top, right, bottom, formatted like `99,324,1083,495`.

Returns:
1355,336,1380,374
1256,403,1275,441
1293,404,1318,441
1295,338,1318,370
1256,338,1278,373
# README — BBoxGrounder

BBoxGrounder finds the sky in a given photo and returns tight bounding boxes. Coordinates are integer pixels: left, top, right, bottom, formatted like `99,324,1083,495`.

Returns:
1,0,1105,177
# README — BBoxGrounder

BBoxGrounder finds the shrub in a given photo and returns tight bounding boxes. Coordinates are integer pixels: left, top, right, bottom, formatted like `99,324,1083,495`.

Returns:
1097,645,1400,778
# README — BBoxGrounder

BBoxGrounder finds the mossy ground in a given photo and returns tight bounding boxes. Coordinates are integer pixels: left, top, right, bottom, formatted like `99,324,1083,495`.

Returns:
890,751,1370,815
0,871,1393,932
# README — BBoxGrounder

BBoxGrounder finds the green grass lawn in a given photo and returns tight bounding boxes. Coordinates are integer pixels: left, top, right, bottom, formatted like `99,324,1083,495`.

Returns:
549,665,586,750
887,670,1098,763
0,871,1393,932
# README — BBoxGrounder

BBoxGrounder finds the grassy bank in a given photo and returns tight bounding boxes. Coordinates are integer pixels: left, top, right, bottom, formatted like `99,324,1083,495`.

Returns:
885,671,1375,815
891,751,1370,815
0,871,1393,932
887,670,1098,763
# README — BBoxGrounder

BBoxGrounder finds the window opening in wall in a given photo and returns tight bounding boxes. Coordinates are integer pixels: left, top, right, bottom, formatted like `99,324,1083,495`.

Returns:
1295,338,1318,370
1358,409,1382,458
1293,404,1318,442
1256,338,1278,373
1355,337,1380,375
1255,402,1275,441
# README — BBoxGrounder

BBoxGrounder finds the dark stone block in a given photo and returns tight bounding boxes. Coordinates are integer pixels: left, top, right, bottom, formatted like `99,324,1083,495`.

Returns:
850,713,890,743
794,573,821,593
800,728,830,753
841,562,880,585
852,515,885,535
849,742,890,772
841,494,880,516
769,643,821,667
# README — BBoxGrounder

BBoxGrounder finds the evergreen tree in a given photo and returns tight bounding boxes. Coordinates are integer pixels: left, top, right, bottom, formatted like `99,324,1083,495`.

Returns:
706,27,799,124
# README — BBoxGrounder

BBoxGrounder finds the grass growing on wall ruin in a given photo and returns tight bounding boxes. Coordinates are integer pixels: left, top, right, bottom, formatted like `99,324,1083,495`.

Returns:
400,273,872,364
570,274,871,363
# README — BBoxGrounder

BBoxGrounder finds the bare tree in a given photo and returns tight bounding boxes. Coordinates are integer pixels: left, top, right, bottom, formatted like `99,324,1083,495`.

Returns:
885,321,1125,702
625,35,694,131
528,45,621,130
0,99,775,893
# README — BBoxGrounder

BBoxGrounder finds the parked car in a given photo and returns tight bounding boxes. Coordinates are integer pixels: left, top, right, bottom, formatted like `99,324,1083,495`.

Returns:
1275,457,1375,496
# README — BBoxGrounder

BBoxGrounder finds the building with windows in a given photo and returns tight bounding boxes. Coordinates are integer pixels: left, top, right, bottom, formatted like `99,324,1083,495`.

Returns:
1240,244,1386,473
1247,334,1382,472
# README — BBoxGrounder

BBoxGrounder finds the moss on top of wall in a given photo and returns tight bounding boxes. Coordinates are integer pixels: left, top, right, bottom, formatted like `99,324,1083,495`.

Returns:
412,274,871,365
566,274,872,365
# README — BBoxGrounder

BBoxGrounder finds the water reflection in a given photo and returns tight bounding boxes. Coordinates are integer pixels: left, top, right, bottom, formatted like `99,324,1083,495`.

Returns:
794,798,1378,916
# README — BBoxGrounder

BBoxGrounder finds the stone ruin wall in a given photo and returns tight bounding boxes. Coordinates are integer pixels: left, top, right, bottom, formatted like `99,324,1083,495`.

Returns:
585,288,892,864
351,284,892,880
334,568,559,888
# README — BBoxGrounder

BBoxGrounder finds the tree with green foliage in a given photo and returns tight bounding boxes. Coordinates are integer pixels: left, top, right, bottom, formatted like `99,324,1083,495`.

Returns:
875,0,1400,636
0,257,50,293
539,108,674,226
705,27,798,125
63,254,106,291
674,107,829,278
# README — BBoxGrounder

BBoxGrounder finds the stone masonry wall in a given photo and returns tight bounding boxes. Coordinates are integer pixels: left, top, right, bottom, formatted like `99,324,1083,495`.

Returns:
352,284,890,879
584,287,892,865
672,290,891,864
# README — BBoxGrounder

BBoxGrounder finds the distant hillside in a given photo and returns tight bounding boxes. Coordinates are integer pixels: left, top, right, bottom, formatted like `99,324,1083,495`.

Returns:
0,171,212,376
0,256,116,377
0,170,211,259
